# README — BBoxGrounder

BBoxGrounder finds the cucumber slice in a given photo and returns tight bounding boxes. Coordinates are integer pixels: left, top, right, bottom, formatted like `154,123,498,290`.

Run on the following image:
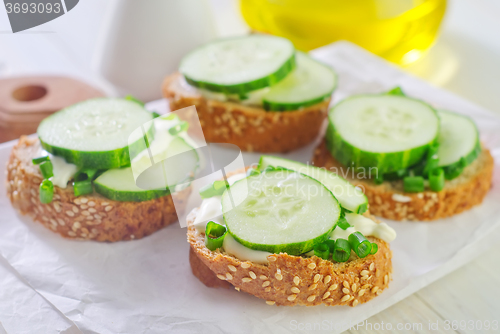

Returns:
437,110,481,173
222,169,341,255
38,98,154,170
94,137,198,202
94,167,169,202
180,35,295,94
262,52,337,111
326,95,439,174
258,155,368,214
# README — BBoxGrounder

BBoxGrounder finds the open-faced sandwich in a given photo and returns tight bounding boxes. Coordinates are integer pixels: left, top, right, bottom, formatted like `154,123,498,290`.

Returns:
163,35,337,153
188,156,396,307
313,88,494,221
6,98,198,241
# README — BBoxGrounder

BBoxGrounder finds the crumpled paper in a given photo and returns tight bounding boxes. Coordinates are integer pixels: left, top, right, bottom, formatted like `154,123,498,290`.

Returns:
0,42,499,334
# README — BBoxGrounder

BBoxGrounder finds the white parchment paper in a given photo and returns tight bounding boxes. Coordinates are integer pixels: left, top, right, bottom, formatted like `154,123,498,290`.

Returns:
0,42,499,334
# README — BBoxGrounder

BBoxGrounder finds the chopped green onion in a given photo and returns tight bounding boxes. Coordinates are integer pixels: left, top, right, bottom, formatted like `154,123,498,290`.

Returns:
323,239,336,253
73,180,93,197
374,173,384,185
384,168,408,181
337,215,351,230
39,161,54,179
152,111,161,118
403,176,424,192
199,180,229,199
39,179,54,204
386,86,405,96
423,142,440,176
314,242,330,260
348,232,372,258
205,221,227,251
264,166,276,172
445,157,467,180
246,168,260,177
32,156,49,165
370,242,378,255
429,168,445,192
75,168,98,181
125,95,145,106
168,121,189,135
332,238,351,262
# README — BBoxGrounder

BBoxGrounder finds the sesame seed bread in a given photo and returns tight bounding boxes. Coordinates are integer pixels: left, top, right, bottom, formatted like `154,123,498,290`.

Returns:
312,141,494,221
6,136,190,242
162,72,330,153
187,168,393,307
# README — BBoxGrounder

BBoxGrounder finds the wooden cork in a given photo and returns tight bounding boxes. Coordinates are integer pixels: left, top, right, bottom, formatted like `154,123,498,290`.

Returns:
0,76,104,142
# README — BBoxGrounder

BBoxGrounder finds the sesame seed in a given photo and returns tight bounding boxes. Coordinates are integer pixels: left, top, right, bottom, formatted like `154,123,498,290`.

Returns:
362,284,371,290
80,198,88,204
287,294,297,301
291,287,300,294
72,206,79,213
276,269,281,274
308,284,317,290
325,298,334,303
355,277,360,283
42,216,49,221
352,283,358,293
80,233,87,238
358,289,366,296
82,211,90,216
262,281,270,287
53,202,61,212
275,273,283,281
88,201,95,207
268,255,277,262
343,281,350,289
93,214,101,219
226,273,233,280
101,202,109,206
80,204,88,209
342,288,350,294
67,231,76,237
249,271,256,279
65,211,75,217
341,295,351,302
242,277,252,283
376,289,382,295
389,272,392,281
376,269,381,277
49,219,57,226
57,218,65,226
265,287,271,292
369,263,375,271
360,270,369,276
235,287,240,291
105,206,113,212
322,291,330,299
88,208,96,213
384,275,388,285
86,215,94,220
313,274,321,283
241,262,251,268
371,286,379,293
307,295,316,302
217,274,226,280
293,276,300,285
131,235,135,239
72,222,81,229
260,275,267,280
266,301,275,305
352,299,359,307
307,263,317,270
324,275,331,284
228,265,237,272
91,228,98,234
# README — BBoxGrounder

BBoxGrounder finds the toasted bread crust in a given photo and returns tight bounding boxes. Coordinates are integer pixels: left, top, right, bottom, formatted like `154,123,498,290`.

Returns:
6,136,190,242
162,72,330,153
187,168,393,307
312,141,494,221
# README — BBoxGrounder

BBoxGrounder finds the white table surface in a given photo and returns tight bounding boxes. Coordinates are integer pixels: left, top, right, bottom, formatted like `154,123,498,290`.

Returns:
1,0,500,333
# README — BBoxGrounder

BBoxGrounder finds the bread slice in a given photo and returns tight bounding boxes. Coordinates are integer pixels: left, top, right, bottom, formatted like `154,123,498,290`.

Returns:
6,136,190,242
187,169,393,307
162,72,330,153
312,141,494,221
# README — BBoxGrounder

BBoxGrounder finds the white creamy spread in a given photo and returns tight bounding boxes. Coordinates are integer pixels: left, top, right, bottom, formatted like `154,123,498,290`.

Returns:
223,234,272,264
180,76,268,107
40,150,78,189
194,172,397,263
